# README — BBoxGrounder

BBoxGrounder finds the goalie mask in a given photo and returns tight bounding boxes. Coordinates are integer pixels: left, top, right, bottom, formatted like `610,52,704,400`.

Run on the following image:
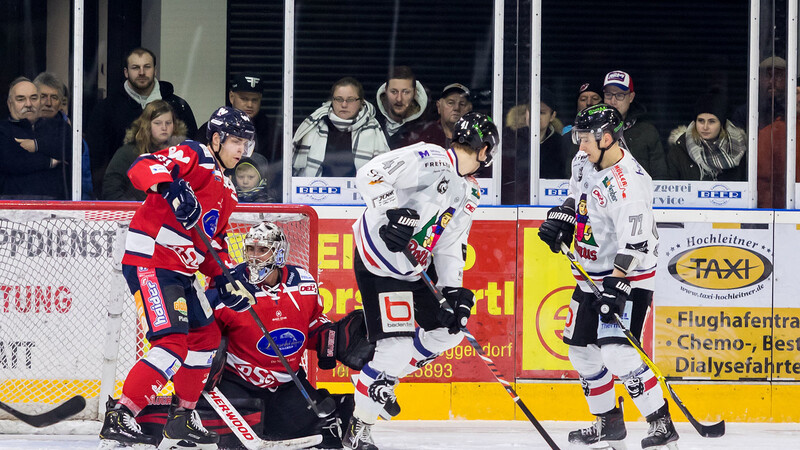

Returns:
244,221,289,284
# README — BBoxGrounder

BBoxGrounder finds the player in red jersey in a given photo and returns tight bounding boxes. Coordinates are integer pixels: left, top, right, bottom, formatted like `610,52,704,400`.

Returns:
197,221,371,449
100,107,257,450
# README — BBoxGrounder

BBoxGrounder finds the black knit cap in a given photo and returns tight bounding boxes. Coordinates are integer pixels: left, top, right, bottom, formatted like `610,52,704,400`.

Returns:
693,90,728,125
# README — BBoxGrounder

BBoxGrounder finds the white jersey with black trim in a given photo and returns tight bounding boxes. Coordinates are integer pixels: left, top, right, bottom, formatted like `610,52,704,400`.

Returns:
353,141,479,288
568,148,658,292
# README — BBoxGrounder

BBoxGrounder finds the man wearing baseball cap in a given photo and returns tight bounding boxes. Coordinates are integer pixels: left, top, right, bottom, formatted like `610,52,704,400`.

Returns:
410,83,473,148
196,73,281,166
602,70,668,179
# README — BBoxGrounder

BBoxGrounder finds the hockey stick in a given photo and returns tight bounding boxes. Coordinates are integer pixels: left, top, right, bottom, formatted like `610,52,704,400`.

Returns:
202,388,322,449
560,243,725,438
402,248,561,450
0,395,85,428
193,223,336,418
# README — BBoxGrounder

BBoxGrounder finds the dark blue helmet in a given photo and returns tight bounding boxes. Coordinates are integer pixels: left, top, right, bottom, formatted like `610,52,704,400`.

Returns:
452,111,500,167
206,107,256,156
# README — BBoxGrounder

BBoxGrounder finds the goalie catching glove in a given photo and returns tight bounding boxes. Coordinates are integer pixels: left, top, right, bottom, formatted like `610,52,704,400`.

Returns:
438,287,475,334
538,199,576,253
316,310,376,370
595,276,630,323
214,263,256,312
379,208,420,252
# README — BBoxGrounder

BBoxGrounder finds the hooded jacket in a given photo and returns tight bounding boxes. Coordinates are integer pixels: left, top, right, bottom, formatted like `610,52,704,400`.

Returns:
375,80,430,149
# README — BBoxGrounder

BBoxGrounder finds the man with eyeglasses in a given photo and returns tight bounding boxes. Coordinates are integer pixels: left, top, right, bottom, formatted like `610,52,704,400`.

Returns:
375,65,431,149
602,71,668,179
411,83,473,149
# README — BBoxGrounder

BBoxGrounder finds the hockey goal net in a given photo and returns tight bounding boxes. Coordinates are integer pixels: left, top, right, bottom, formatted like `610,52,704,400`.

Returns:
0,201,318,432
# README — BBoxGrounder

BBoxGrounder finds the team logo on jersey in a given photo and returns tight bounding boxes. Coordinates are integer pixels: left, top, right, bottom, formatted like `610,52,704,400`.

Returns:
464,201,477,214
437,178,449,194
298,283,317,295
257,328,305,357
591,188,606,207
414,208,455,251
202,210,220,237
173,297,188,315
575,195,597,247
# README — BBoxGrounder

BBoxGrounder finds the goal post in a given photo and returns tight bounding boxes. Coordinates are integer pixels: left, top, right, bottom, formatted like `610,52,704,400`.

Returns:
0,201,318,432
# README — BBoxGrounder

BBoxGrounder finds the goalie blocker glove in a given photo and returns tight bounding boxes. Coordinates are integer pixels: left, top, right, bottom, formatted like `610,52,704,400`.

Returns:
160,177,201,230
317,310,376,370
440,287,475,334
538,200,576,253
214,263,256,312
379,208,420,252
596,276,631,323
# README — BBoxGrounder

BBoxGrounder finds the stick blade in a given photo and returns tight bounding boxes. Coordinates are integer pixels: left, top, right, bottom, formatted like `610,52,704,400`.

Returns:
315,397,337,418
0,395,86,428
695,418,725,438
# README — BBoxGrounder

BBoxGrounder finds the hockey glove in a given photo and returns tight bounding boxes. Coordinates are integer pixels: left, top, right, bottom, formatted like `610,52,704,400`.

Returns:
538,202,576,253
595,276,631,324
215,264,256,312
441,287,475,334
162,179,201,230
379,208,420,252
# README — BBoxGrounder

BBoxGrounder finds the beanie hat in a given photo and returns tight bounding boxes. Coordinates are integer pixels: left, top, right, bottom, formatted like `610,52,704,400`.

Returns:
540,86,557,111
577,80,603,100
693,91,728,125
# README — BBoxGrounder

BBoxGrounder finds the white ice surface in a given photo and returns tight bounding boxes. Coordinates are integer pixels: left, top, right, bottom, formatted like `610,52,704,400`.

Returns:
0,420,797,449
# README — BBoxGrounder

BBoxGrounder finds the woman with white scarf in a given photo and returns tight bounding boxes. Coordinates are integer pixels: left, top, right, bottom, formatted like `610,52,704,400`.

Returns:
292,77,389,177
667,91,747,181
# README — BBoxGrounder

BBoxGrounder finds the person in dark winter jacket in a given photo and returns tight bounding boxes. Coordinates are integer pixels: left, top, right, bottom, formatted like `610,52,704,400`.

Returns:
667,91,747,181
411,83,473,149
102,100,187,201
1,77,72,199
234,153,279,203
375,66,431,149
501,87,565,204
602,71,668,179
86,47,197,196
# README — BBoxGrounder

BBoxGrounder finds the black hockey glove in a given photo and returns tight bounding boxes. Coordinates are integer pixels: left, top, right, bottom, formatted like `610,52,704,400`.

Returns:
538,202,576,253
162,178,201,230
316,309,376,371
595,276,631,324
379,208,420,252
214,264,256,312
440,287,475,334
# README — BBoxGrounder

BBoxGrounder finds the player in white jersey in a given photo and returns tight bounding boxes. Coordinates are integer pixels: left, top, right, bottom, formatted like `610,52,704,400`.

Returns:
344,112,499,450
538,104,678,450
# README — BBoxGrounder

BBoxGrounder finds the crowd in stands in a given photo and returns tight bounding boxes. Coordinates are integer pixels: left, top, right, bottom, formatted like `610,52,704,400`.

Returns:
2,47,797,208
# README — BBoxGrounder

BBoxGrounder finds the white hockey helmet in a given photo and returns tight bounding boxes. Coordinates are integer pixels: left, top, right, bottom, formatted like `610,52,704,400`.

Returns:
244,221,289,284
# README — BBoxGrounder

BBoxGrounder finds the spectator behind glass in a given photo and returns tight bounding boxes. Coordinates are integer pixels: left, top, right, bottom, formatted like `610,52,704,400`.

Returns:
33,71,95,200
1,77,72,199
412,83,473,148
562,79,604,168
756,87,800,208
603,70,668,179
501,87,565,204
234,153,277,203
196,73,281,165
667,90,746,181
732,56,787,131
375,66,430,149
86,47,197,196
292,77,389,177
101,100,186,201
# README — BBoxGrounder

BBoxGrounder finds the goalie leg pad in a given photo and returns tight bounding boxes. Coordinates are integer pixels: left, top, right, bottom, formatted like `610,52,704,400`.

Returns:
569,344,615,415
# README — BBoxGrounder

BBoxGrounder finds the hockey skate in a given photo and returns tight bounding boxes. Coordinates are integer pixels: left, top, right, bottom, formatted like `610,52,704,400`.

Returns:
159,397,219,450
568,398,627,449
641,402,679,450
342,416,378,450
98,397,157,449
350,374,400,420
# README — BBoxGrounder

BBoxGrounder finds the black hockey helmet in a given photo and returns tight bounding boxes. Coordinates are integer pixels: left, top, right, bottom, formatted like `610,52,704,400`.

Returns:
452,111,500,167
571,103,624,145
206,106,256,157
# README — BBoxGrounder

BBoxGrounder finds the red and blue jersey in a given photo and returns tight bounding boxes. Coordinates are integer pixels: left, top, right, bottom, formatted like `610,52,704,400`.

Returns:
211,265,329,390
122,140,238,278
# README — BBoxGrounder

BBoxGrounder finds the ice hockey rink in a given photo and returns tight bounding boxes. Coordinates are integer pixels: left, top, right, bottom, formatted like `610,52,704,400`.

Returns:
0,420,797,450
